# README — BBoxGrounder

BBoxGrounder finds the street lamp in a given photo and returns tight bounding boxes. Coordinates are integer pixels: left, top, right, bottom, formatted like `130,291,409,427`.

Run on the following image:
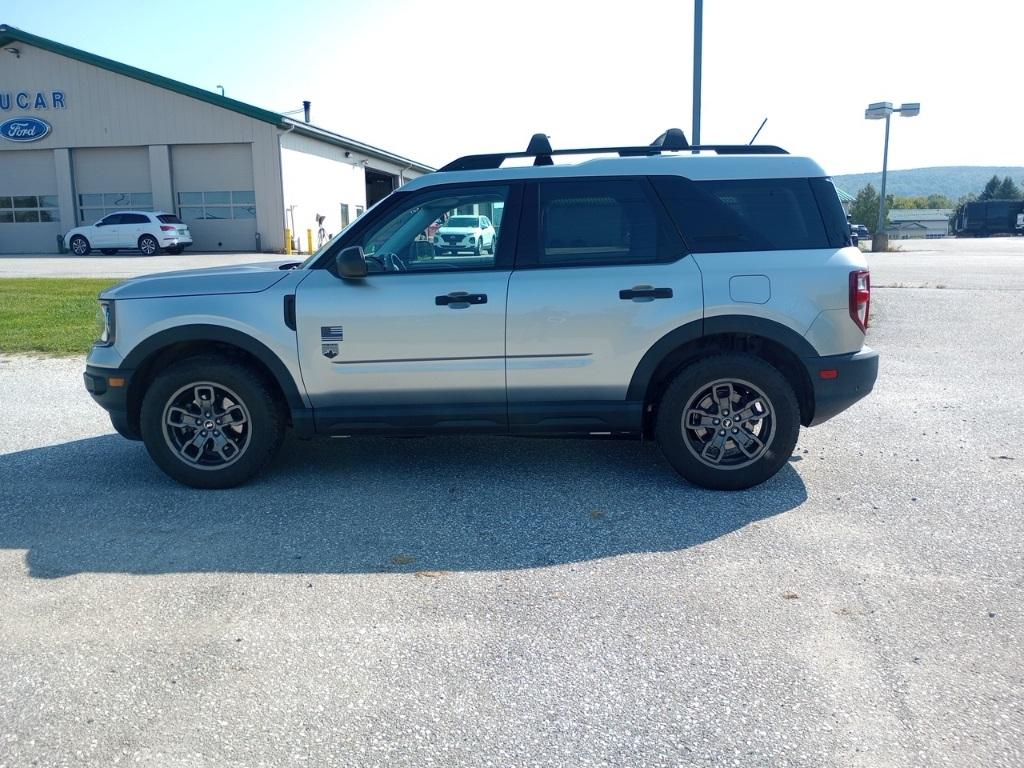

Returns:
865,101,920,252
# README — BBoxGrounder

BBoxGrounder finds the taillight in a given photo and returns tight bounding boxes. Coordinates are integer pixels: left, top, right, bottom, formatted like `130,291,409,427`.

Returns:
160,225,176,231
849,270,870,332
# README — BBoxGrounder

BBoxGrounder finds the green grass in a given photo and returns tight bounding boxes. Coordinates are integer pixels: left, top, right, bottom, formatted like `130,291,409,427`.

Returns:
0,278,119,355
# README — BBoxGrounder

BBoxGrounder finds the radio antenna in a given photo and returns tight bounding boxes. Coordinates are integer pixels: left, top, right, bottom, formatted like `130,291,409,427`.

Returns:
749,118,767,145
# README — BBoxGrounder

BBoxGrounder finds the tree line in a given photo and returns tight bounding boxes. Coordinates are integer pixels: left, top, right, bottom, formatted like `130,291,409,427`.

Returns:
849,175,1023,233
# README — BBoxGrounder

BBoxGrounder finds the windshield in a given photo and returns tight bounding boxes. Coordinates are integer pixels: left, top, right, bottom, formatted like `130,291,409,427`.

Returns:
443,217,480,228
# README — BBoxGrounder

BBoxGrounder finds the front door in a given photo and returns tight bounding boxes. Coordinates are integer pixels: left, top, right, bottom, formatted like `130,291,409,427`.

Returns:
295,182,521,434
91,213,121,247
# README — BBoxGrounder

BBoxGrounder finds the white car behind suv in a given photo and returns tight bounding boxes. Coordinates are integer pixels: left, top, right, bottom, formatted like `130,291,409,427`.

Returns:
433,214,496,255
65,211,193,256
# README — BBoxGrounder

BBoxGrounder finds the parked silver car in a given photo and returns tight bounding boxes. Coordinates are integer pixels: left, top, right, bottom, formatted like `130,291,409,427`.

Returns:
84,129,877,490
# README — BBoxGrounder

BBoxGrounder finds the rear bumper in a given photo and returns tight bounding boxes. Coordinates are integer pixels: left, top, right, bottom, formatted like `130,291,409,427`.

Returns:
803,347,879,426
84,364,140,439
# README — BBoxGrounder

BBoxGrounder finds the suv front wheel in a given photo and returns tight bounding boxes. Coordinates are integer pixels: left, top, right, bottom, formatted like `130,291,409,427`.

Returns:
656,354,800,490
139,357,285,489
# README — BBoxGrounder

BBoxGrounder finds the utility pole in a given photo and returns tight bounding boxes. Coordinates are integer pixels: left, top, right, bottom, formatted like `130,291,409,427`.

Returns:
692,0,703,148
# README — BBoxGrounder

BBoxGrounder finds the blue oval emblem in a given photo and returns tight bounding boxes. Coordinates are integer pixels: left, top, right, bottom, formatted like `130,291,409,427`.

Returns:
0,116,52,143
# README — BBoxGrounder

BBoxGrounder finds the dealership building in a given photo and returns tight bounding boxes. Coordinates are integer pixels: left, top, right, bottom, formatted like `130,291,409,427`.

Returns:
0,25,433,255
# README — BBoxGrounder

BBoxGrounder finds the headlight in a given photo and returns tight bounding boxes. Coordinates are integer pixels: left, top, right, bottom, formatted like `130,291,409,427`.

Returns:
468,236,476,243
95,300,115,346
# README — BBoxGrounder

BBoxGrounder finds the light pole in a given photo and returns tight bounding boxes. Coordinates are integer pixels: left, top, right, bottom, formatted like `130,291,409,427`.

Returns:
216,85,225,97
865,101,920,252
692,0,702,148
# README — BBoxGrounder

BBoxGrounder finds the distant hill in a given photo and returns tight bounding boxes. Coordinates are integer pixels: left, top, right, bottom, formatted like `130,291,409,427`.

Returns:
833,166,1024,200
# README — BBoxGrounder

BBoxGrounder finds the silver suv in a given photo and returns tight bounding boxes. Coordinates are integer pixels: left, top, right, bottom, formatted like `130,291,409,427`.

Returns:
84,129,878,490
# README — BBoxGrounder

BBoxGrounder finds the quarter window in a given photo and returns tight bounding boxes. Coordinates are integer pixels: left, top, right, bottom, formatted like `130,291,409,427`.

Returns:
651,176,835,252
536,178,681,266
0,195,60,224
176,191,256,221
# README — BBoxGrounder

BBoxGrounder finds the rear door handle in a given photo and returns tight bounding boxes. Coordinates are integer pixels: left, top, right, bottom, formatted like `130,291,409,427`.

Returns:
435,292,488,308
619,286,673,301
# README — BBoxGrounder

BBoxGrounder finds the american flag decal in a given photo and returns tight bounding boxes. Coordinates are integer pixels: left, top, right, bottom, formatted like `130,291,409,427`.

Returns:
320,325,344,341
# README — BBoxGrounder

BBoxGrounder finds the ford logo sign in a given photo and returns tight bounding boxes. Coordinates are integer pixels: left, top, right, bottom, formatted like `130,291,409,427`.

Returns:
0,116,52,143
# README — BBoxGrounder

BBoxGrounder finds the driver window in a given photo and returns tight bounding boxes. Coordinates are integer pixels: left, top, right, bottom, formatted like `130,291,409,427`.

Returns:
353,185,509,273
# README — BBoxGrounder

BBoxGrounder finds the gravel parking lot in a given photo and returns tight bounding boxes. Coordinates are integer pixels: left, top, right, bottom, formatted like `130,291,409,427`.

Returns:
1,239,1022,767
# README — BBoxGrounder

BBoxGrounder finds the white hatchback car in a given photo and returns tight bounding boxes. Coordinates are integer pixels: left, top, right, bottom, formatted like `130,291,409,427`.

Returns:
65,211,193,256
433,214,496,255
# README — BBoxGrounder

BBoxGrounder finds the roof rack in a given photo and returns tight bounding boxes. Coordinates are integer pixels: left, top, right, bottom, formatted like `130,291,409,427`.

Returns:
439,128,787,172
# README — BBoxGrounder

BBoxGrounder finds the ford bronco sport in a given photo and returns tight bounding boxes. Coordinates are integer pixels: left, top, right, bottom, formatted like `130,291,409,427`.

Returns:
84,129,878,490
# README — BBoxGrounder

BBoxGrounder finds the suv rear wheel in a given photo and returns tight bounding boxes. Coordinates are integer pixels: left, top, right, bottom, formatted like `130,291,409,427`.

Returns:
655,354,799,490
139,357,285,489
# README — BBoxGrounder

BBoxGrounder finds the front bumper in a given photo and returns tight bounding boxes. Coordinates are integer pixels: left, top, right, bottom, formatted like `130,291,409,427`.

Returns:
803,346,879,426
84,363,140,439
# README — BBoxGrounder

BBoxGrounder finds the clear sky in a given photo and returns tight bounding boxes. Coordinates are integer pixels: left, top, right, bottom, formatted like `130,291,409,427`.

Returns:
3,0,1021,174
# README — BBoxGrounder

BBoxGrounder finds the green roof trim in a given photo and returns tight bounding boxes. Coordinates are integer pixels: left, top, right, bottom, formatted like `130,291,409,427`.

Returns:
0,24,285,125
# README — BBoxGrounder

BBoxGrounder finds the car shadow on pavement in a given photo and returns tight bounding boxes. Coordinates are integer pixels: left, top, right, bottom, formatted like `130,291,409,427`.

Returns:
0,434,807,578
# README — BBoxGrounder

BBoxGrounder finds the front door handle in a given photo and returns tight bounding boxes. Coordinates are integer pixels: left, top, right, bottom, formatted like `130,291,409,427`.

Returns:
619,285,673,302
435,292,488,308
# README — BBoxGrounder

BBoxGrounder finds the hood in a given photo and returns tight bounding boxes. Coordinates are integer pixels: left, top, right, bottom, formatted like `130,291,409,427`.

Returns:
100,261,297,300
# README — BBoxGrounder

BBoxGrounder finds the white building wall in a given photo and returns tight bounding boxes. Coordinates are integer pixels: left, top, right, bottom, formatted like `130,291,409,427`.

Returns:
279,130,427,250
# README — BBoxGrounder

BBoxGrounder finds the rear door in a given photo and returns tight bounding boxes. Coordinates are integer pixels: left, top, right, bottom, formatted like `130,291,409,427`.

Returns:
117,213,150,248
295,182,521,434
504,176,703,433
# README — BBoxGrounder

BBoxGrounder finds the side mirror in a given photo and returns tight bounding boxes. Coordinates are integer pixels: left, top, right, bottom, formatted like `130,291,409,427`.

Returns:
335,246,367,279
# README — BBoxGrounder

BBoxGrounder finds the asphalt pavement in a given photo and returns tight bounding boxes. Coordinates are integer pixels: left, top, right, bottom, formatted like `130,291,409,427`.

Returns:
1,239,1022,767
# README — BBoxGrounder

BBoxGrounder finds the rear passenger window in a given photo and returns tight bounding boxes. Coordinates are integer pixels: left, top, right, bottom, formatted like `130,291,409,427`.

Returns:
651,176,834,252
537,178,681,266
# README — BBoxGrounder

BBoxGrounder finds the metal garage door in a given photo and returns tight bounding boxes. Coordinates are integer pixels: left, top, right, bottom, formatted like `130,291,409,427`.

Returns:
72,147,153,227
0,150,60,254
171,144,257,251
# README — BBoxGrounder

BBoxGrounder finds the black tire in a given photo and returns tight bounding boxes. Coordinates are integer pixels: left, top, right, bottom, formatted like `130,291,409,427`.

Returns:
655,353,799,490
139,357,286,489
474,239,481,256
101,248,118,255
69,235,91,256
138,234,160,256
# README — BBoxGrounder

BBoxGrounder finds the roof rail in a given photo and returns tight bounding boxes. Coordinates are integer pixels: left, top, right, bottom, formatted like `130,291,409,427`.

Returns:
439,129,787,172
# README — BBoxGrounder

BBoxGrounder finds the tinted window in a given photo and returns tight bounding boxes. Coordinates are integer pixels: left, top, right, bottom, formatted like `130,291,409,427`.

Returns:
652,176,833,252
158,214,184,224
809,178,853,248
99,214,122,226
122,213,149,224
536,178,681,266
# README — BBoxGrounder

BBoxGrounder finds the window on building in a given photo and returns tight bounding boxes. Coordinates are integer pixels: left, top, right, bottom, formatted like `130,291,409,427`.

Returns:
355,205,365,218
0,195,60,224
176,191,256,221
78,192,151,223
340,203,350,229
